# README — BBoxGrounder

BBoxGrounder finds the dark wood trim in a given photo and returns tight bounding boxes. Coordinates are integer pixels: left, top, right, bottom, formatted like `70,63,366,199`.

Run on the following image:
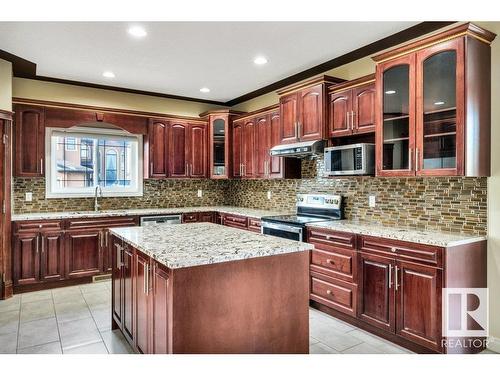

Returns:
276,75,345,96
12,97,209,123
226,22,456,106
0,109,13,121
328,73,375,93
13,275,99,294
233,104,279,121
198,109,246,118
0,49,36,78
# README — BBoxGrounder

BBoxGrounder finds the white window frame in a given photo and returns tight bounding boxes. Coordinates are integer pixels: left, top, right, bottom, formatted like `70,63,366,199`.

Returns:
45,126,143,198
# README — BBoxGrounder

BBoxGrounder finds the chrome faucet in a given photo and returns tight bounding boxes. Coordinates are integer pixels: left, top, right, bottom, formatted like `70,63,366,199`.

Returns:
94,186,103,212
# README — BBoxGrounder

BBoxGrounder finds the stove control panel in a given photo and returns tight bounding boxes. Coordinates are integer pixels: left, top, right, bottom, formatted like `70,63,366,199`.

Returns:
296,194,342,210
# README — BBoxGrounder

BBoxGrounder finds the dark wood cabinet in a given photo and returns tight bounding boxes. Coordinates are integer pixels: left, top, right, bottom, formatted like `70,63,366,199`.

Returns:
188,123,208,178
328,75,376,137
123,243,134,340
269,111,283,177
13,232,40,285
151,262,170,354
168,122,189,178
134,250,150,354
231,120,243,178
374,23,495,177
65,230,102,278
14,104,45,177
148,119,168,178
112,237,123,327
358,252,395,332
255,115,270,178
277,75,344,144
0,116,12,299
395,260,442,352
242,119,255,178
40,231,65,282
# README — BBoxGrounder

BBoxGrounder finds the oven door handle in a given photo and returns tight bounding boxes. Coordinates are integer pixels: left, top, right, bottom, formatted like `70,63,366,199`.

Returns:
261,221,304,234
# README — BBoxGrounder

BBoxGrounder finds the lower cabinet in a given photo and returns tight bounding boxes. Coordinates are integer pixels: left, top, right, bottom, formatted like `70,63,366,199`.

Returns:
181,212,214,223
65,229,103,278
135,251,150,354
151,262,170,354
40,231,65,282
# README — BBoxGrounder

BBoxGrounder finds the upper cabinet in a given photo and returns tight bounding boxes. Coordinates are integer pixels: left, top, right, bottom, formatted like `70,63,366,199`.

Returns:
328,74,376,138
373,23,496,177
277,75,344,144
148,119,169,178
14,104,45,177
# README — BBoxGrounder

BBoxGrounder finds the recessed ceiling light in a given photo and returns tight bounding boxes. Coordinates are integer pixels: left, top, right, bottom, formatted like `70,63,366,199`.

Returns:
200,87,210,93
385,90,396,95
128,26,147,38
102,71,115,78
434,101,445,105
254,56,268,65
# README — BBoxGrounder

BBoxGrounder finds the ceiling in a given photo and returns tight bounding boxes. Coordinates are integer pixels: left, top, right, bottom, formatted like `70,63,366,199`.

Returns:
0,22,419,103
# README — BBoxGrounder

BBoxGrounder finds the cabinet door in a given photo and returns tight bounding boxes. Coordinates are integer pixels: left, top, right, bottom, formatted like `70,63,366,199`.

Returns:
102,230,113,273
242,119,256,178
198,212,214,223
134,252,150,354
13,232,40,285
14,105,45,177
269,111,283,178
209,116,229,178
358,252,395,332
123,245,134,340
152,262,170,354
40,231,65,281
328,90,352,137
376,55,416,177
168,122,189,178
396,261,442,352
416,38,464,176
112,238,123,327
148,119,168,178
298,84,324,141
232,121,243,177
255,115,271,178
188,123,207,178
65,230,102,278
353,83,376,134
279,93,299,144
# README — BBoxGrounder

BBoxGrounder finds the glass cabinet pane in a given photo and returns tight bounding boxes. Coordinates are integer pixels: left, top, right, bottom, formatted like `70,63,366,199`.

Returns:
382,65,410,170
212,119,226,175
422,51,457,170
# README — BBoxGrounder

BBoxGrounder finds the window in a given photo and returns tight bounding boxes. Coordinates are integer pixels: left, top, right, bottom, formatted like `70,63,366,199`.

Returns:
46,127,143,198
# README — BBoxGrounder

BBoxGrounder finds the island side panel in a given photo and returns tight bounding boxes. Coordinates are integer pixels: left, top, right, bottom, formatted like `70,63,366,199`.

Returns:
171,251,310,354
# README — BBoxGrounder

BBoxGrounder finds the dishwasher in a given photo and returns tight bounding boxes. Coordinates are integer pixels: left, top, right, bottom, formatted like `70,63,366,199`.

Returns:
140,214,182,226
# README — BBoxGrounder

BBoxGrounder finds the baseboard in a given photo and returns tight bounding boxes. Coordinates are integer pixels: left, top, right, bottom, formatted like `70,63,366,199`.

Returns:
487,336,500,353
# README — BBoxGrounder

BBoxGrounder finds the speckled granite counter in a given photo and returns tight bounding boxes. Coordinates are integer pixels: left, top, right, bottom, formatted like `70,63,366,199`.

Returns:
11,206,290,221
306,220,486,247
110,222,313,269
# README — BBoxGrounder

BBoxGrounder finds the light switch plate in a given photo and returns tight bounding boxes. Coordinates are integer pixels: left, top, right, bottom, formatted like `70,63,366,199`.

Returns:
25,192,33,202
197,189,203,198
267,191,272,200
369,195,376,208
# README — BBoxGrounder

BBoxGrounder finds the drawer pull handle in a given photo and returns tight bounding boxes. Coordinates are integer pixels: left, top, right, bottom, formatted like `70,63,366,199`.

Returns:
326,259,335,265
391,247,397,253
326,290,333,295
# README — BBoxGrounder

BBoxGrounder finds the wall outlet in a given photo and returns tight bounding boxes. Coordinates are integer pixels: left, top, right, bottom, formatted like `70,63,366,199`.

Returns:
267,191,272,200
197,189,203,198
369,195,376,208
25,192,33,202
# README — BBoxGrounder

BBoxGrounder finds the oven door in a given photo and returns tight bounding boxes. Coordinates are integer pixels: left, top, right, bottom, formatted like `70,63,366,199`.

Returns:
261,221,303,242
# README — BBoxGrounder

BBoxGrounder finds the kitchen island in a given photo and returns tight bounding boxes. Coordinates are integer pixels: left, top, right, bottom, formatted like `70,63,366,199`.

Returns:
109,222,313,354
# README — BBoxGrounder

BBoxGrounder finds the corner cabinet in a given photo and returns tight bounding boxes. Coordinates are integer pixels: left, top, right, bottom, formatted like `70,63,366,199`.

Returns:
14,104,45,177
277,75,344,144
374,23,496,177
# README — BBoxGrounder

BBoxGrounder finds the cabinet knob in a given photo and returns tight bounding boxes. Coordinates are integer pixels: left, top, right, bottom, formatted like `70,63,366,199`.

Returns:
391,247,397,253
326,290,333,295
326,259,335,265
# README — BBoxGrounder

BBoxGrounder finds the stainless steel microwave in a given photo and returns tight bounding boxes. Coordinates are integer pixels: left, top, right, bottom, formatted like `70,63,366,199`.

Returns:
324,143,375,176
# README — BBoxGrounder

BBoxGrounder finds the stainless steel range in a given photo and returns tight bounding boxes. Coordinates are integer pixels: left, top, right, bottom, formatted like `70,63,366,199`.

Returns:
261,194,343,242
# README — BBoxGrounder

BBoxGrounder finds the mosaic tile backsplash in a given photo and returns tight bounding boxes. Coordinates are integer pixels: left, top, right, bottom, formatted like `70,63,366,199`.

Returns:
12,156,488,235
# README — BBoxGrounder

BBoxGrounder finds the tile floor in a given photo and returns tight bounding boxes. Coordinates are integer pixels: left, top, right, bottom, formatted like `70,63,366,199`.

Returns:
1,282,496,354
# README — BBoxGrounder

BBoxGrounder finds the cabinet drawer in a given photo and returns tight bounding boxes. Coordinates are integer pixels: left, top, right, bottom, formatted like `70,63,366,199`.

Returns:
310,272,357,317
359,235,442,267
310,247,357,283
14,220,63,233
66,217,137,230
247,218,261,233
307,228,356,251
182,213,199,223
222,214,248,229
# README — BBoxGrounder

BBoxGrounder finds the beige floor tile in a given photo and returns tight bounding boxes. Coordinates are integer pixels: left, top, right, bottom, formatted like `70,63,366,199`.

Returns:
54,300,92,323
0,332,18,353
63,341,108,354
342,342,385,354
18,317,59,349
309,336,319,345
82,291,111,308
101,329,135,354
309,342,339,354
0,309,20,335
314,331,363,352
21,290,53,304
90,306,112,332
80,283,109,294
0,295,21,313
20,300,55,323
17,341,62,354
58,317,101,350
52,287,84,303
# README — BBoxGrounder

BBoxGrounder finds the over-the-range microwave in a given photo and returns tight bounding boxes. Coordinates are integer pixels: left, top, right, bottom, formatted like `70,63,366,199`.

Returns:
324,143,375,176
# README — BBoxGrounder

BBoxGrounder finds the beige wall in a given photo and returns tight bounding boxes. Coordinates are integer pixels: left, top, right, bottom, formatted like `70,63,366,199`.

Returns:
0,59,12,111
12,78,226,118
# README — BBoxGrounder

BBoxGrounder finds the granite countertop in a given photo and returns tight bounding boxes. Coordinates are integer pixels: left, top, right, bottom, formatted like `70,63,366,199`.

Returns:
110,222,313,269
306,220,486,247
11,206,290,221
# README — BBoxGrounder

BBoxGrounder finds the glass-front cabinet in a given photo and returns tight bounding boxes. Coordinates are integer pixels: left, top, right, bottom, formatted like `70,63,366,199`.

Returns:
374,24,494,177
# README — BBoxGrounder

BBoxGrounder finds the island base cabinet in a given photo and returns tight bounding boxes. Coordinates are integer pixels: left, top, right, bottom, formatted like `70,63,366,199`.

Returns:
111,235,309,354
